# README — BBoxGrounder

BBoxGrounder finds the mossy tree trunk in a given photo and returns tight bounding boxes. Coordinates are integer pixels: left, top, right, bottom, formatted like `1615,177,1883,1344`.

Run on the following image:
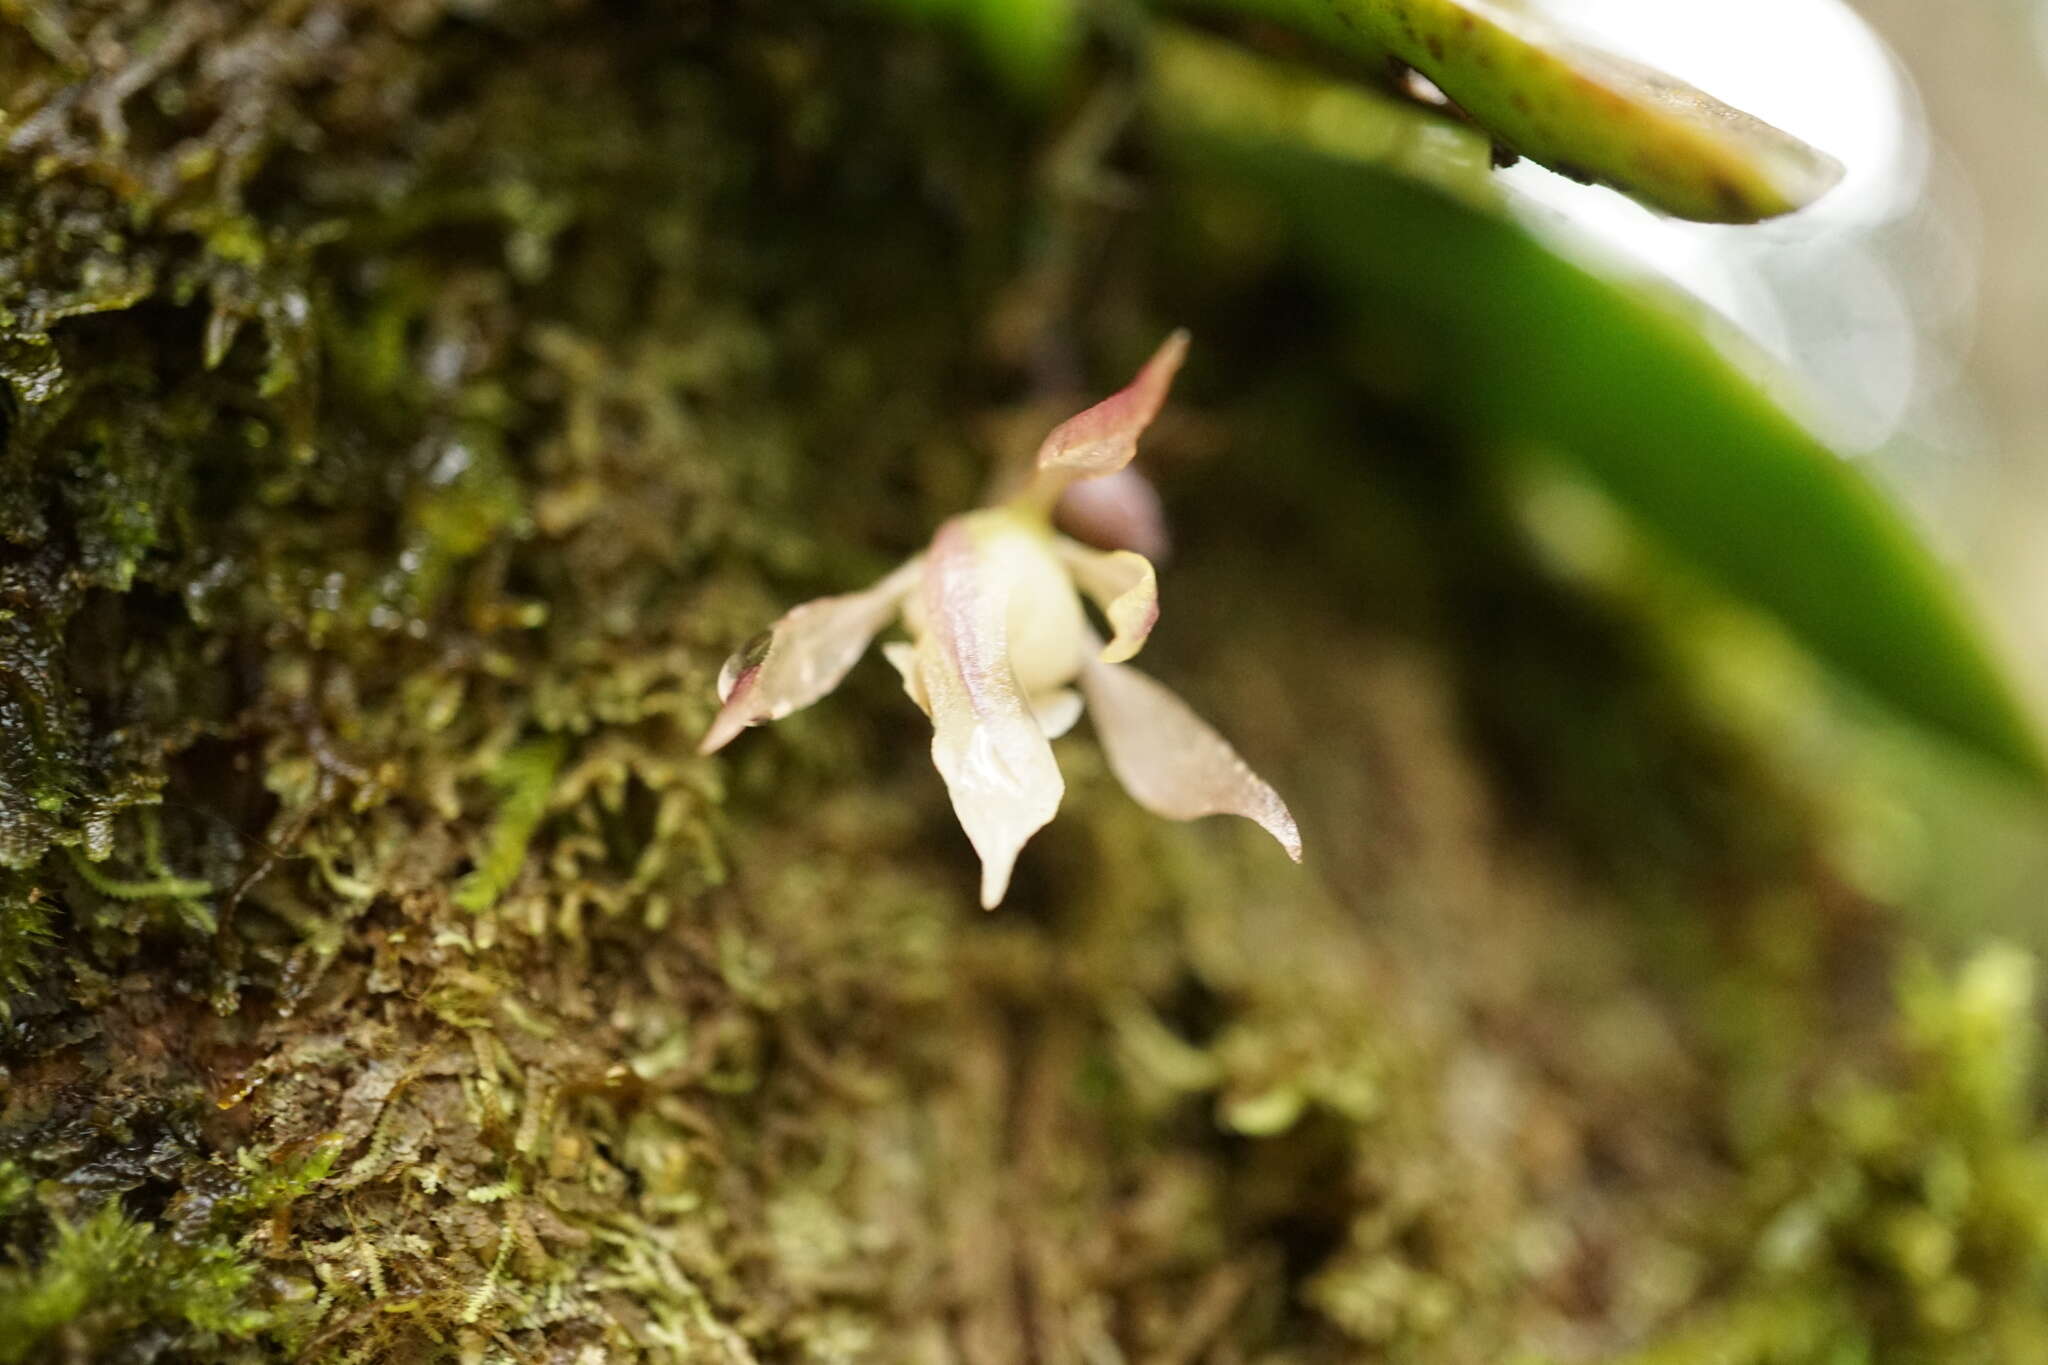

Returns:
1,5,2044,1363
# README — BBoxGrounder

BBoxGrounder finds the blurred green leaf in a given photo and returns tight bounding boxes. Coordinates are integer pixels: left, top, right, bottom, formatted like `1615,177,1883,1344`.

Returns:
1158,0,1842,221
871,0,1081,93
1149,37,2048,785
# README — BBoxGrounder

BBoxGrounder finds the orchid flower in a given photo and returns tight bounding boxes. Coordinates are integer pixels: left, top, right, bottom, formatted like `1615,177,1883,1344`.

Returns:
700,332,1301,907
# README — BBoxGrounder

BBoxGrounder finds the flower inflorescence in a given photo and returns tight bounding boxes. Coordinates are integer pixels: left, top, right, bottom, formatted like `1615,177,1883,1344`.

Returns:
702,333,1300,906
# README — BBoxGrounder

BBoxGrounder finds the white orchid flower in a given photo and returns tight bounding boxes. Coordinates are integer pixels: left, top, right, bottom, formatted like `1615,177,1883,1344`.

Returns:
700,332,1301,907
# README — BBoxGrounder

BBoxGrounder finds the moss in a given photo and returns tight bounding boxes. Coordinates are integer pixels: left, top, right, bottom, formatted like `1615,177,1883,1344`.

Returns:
451,737,566,915
0,875,56,1006
0,1196,265,1363
1590,945,2048,1365
0,3,2042,1363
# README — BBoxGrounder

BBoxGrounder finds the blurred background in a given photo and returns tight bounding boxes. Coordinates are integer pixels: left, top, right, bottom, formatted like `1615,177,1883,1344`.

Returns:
2,4,2043,1357
1844,0,2048,683
1501,0,2048,942
1508,0,2042,658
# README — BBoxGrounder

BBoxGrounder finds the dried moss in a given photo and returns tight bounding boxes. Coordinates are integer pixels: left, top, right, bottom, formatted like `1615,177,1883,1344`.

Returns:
0,3,2044,1363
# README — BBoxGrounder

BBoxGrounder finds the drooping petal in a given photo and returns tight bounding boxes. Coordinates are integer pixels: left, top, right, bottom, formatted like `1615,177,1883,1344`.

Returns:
1078,658,1302,862
1055,538,1159,664
1032,330,1190,488
918,519,1066,908
698,558,922,755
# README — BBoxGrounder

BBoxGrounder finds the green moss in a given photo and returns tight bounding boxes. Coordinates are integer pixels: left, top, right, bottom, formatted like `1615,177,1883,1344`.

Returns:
0,1198,265,1363
1589,945,2048,1365
452,737,566,914
0,876,55,1006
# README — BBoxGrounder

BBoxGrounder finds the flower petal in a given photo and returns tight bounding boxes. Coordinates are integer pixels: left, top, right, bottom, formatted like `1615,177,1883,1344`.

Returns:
881,640,928,715
1055,466,1172,561
1032,688,1084,740
1034,330,1189,482
918,519,1066,908
1078,658,1302,861
698,558,921,755
1056,539,1159,665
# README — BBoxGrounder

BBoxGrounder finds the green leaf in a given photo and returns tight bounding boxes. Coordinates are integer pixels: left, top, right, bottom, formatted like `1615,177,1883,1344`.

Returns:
1156,0,1843,221
1148,35,2048,785
1146,24,1500,206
